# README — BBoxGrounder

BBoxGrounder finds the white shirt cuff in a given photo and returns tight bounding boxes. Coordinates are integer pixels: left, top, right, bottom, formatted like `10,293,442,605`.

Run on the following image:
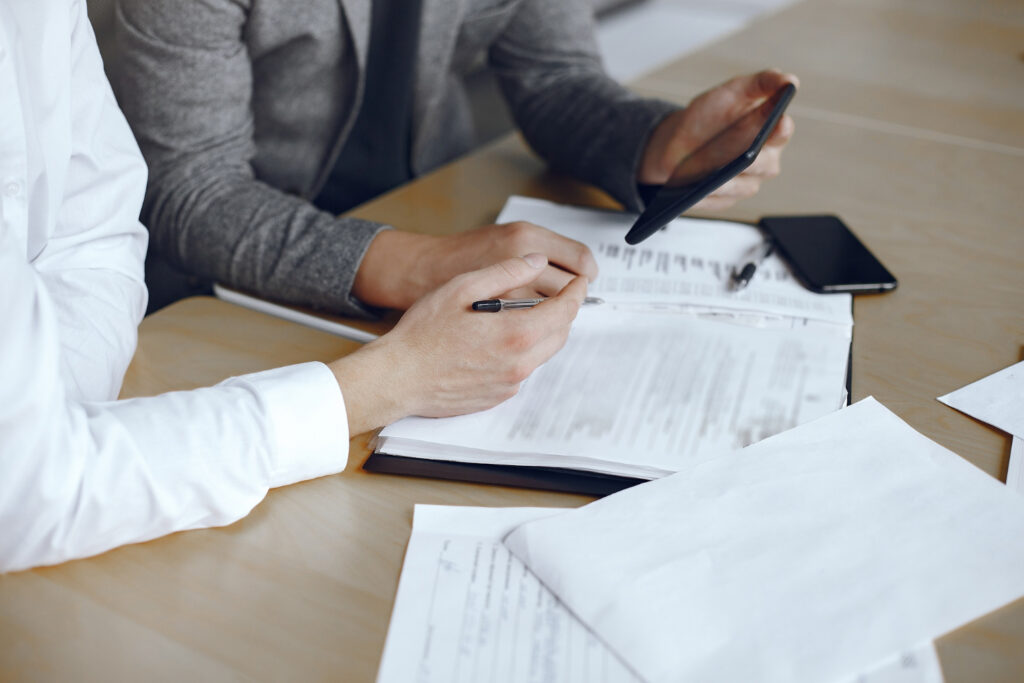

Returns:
232,362,350,488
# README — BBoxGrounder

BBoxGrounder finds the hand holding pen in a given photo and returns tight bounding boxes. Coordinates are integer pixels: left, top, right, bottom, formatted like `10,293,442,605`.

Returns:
334,253,587,430
472,296,604,312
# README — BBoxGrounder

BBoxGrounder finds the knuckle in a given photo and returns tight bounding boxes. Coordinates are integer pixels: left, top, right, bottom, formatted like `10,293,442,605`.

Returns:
449,275,477,300
500,383,521,402
556,337,572,358
567,295,584,319
504,221,537,248
504,327,537,353
781,116,795,137
496,259,520,281
508,358,536,384
575,244,596,273
491,259,524,286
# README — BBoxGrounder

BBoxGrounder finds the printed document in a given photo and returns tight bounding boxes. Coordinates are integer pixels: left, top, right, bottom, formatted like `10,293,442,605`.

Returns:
376,196,853,480
498,196,852,327
378,308,849,479
504,398,1024,683
375,505,640,683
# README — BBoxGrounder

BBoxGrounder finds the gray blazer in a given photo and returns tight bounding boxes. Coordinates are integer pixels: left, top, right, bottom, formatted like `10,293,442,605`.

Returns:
108,0,677,315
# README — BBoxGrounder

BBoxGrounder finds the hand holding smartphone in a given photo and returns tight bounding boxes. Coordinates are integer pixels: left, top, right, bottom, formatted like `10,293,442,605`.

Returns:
626,83,796,245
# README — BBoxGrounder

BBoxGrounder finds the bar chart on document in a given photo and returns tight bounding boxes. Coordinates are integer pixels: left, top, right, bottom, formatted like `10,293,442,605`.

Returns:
497,196,853,327
594,239,790,292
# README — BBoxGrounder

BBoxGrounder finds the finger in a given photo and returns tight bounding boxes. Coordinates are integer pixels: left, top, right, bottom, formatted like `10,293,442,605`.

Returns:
691,178,765,210
501,285,544,300
667,93,790,187
453,253,547,301
691,194,740,212
706,175,763,201
520,320,576,371
494,265,576,299
548,239,599,283
667,103,770,186
677,71,799,161
722,69,799,102
764,114,795,148
531,265,575,298
739,147,782,179
527,275,588,329
503,222,599,282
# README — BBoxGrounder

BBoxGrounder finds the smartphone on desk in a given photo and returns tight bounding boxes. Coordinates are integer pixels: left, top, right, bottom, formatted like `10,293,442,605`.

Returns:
759,215,898,294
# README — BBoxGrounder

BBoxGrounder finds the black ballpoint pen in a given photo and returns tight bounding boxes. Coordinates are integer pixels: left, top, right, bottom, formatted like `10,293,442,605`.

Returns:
472,296,604,312
731,241,775,291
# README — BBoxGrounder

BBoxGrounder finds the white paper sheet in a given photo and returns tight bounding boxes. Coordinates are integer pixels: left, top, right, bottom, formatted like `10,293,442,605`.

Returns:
376,506,640,683
937,360,1024,438
378,307,850,479
845,641,944,683
1008,437,1024,493
497,196,853,327
504,398,1024,683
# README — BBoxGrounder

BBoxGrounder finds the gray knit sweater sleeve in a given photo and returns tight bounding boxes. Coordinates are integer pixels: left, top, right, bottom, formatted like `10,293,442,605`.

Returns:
491,0,680,212
108,0,385,316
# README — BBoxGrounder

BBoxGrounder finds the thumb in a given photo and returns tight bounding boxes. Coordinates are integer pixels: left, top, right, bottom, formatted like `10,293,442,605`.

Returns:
725,69,798,102
457,253,547,299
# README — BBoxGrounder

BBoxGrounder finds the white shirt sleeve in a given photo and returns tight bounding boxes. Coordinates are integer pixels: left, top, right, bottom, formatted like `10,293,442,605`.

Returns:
0,238,350,573
30,0,149,402
0,0,350,573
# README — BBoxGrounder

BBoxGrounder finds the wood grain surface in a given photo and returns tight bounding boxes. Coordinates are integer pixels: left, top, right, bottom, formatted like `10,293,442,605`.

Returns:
2,0,1022,680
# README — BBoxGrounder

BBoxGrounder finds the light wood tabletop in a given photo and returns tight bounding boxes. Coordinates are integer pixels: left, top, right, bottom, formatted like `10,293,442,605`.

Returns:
2,0,1023,680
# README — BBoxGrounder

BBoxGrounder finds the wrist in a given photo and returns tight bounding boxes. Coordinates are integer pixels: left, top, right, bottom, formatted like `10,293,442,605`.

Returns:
352,231,444,309
328,339,412,435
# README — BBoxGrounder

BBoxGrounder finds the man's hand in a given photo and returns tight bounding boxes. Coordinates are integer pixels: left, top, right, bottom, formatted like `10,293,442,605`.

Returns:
638,69,798,212
332,254,587,434
352,222,598,310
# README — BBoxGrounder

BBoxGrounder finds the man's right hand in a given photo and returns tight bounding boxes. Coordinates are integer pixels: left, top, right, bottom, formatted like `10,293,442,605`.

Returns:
331,253,587,435
352,222,598,310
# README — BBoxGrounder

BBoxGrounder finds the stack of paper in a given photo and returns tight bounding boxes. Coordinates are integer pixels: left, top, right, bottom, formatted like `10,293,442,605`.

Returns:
377,504,946,683
502,398,1024,683
375,197,853,481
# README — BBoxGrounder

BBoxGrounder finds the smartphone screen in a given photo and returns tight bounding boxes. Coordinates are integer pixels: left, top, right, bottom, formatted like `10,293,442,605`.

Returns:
759,215,897,293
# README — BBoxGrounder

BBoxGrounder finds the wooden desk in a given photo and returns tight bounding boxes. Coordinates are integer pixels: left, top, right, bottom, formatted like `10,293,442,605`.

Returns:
2,0,1022,679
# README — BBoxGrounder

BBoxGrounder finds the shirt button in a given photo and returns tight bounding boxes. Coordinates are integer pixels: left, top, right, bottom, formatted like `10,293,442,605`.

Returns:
4,180,22,198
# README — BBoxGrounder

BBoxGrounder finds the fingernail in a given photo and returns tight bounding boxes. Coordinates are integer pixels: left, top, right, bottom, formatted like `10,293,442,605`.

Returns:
523,253,546,269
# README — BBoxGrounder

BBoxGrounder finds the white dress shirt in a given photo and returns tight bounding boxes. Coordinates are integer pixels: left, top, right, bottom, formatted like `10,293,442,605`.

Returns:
0,0,349,573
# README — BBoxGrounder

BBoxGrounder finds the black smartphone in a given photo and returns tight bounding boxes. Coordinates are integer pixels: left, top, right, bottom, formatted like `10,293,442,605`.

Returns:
759,215,898,294
625,82,796,245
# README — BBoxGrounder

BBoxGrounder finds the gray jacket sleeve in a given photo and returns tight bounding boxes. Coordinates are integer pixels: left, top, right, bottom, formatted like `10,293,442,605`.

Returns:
491,0,680,212
108,0,385,316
